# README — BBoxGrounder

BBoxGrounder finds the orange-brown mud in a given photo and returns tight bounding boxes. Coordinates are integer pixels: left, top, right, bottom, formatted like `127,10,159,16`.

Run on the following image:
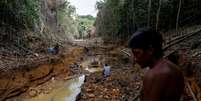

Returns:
1,44,201,101
0,47,85,100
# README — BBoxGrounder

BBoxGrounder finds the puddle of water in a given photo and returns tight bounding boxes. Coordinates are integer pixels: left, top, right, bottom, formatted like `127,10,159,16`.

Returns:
25,55,103,101
81,56,104,73
64,75,85,101
85,67,103,73
26,75,85,101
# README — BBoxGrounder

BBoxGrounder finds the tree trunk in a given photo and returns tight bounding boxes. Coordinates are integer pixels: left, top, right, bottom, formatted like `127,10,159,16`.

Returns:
176,0,182,31
147,0,152,26
156,0,162,31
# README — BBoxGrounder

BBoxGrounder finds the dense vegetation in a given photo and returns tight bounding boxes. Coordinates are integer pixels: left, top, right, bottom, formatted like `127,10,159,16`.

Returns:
76,15,96,39
0,0,78,54
1,0,201,52
95,0,201,41
0,0,40,29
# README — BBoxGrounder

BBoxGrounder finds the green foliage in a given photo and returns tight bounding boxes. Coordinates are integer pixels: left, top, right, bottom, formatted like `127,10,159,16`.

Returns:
57,1,76,20
0,0,40,29
95,0,105,10
95,0,201,41
0,0,80,50
57,0,77,35
76,15,96,39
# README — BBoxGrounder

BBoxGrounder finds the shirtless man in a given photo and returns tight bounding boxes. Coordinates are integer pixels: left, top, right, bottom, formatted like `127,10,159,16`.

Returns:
128,28,184,101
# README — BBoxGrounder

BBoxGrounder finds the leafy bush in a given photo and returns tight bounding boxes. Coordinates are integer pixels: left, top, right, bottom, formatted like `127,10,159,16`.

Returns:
77,15,95,38
0,0,40,29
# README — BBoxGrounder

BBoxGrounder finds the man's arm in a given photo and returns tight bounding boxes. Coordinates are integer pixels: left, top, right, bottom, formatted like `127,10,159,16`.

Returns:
142,71,168,101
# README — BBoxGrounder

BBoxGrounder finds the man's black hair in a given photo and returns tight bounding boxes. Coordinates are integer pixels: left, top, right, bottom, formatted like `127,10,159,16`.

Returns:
128,27,163,58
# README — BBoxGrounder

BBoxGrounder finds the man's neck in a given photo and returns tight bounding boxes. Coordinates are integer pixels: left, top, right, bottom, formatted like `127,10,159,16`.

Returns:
149,57,163,69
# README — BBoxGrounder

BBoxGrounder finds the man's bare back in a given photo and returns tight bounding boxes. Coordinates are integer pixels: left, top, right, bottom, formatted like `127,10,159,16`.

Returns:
141,59,184,101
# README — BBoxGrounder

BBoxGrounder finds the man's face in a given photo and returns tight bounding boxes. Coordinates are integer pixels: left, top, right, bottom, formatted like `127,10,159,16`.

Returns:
132,48,152,68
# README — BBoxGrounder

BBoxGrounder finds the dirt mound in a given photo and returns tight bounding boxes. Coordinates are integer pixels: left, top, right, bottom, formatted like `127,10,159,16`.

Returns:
77,47,144,101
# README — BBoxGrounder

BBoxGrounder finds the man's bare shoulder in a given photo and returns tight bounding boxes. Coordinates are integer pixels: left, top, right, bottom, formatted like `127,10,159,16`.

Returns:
144,60,176,81
144,69,170,85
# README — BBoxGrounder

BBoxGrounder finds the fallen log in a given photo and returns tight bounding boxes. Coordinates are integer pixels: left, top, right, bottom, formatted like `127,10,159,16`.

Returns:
120,49,131,57
187,82,197,101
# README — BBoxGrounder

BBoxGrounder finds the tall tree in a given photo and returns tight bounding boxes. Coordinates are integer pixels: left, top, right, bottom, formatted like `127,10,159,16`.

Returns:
95,0,201,42
176,0,182,30
156,0,162,31
147,0,152,26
